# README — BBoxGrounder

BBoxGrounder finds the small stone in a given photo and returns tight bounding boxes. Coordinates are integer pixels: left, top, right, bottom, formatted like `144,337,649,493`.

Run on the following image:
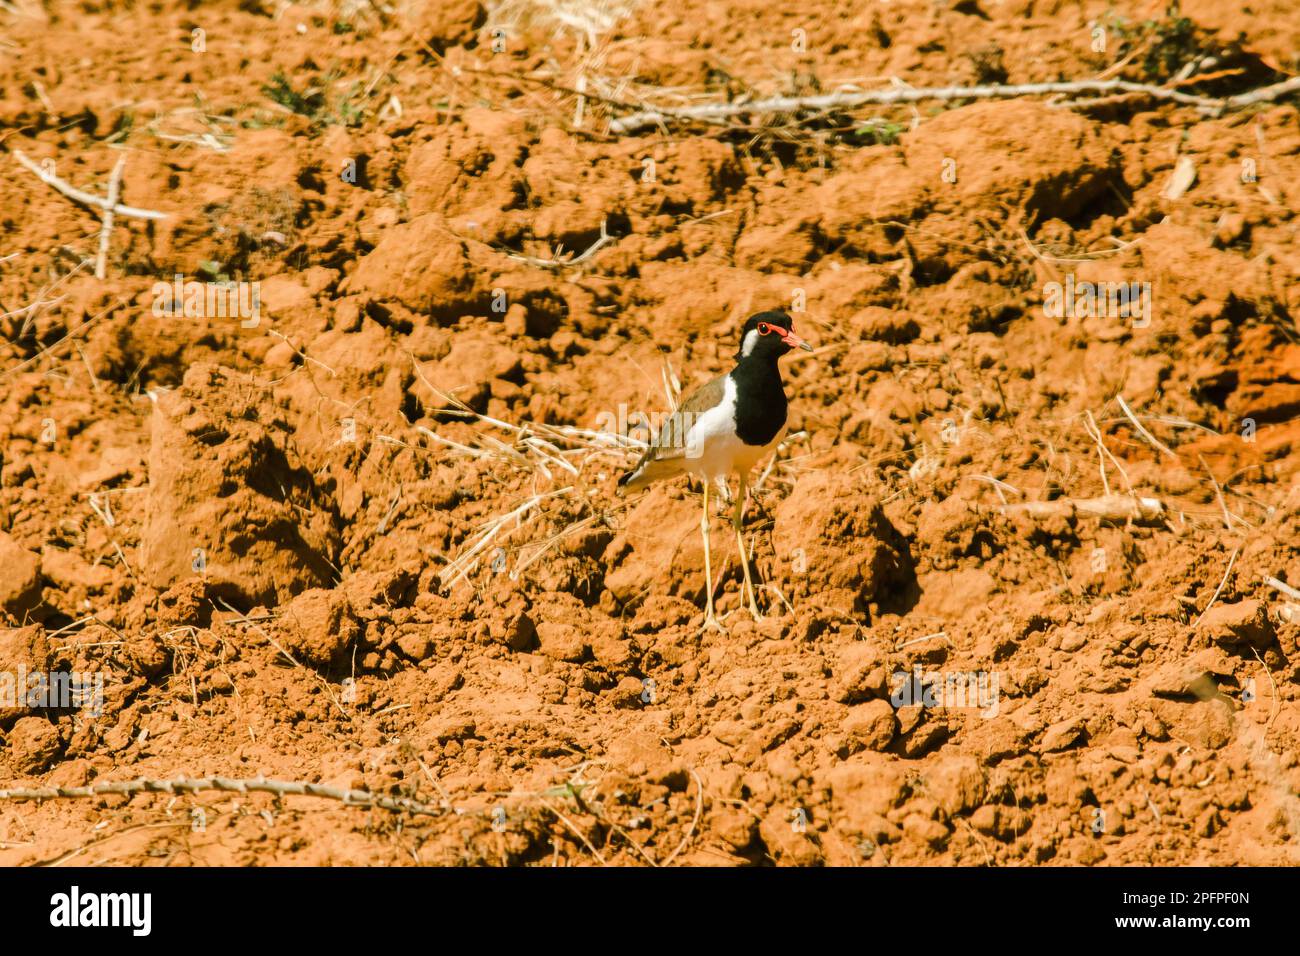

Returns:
590,630,635,670
714,809,757,851
413,0,486,50
1214,213,1247,247
503,303,528,337
6,716,60,773
852,306,920,344
1040,717,1086,752
926,756,987,813
1198,599,1273,649
835,643,887,703
903,812,950,848
1059,629,1088,653
396,626,435,661
902,720,951,757
0,532,41,618
428,715,475,743
970,804,1024,841
0,626,51,723
845,699,897,751
842,341,896,373
502,611,537,652
278,589,361,668
536,622,587,662
610,676,645,709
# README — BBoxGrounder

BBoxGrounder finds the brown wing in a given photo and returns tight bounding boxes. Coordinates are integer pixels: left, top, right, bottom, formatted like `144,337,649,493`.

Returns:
617,373,728,491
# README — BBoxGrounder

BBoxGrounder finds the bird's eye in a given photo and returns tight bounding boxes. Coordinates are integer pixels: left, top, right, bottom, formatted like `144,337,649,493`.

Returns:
757,323,770,334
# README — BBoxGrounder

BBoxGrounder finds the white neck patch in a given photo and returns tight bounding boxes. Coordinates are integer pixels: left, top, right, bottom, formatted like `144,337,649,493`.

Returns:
740,328,760,357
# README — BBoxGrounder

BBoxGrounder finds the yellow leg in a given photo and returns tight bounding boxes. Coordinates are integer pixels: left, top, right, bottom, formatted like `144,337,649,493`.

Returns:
700,480,724,632
733,473,762,620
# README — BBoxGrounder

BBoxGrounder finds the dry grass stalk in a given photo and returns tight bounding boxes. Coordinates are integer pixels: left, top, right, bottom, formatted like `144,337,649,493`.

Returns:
660,770,702,868
1083,410,1119,496
436,488,569,590
538,798,608,864
0,295,124,382
486,0,640,48
1193,547,1239,628
409,351,657,588
1,256,91,342
1115,394,1178,460
1197,453,1234,531
506,218,614,269
966,475,1023,505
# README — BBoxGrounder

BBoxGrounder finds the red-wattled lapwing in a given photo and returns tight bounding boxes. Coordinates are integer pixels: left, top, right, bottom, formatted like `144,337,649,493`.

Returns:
619,310,812,630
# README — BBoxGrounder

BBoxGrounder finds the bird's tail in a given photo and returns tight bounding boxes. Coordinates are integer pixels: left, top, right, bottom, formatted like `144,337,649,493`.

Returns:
618,455,687,494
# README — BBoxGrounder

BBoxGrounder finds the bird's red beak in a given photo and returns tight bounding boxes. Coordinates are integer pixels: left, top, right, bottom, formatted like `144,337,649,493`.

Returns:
779,328,814,351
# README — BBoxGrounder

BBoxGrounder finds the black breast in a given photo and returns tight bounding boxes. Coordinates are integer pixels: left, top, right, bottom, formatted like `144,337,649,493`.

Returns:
730,362,788,446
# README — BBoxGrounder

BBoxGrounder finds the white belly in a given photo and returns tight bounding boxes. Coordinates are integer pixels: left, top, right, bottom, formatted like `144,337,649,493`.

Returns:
680,377,785,480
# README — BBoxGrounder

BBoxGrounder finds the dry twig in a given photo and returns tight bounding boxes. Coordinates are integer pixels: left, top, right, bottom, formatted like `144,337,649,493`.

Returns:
1003,495,1165,524
12,150,167,220
1264,576,1300,602
94,156,125,279
1197,453,1233,531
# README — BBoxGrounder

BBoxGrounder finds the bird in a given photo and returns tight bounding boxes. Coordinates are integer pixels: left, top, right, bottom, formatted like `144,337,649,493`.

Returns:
618,310,813,630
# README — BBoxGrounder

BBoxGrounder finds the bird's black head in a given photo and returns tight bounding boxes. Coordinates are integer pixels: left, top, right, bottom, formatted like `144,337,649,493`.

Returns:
735,310,813,362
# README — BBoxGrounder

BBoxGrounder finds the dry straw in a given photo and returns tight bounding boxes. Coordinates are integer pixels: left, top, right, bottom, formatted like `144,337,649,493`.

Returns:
409,352,659,589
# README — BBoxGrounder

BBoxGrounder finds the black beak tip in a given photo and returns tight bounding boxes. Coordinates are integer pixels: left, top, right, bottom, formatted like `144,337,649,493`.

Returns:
799,342,814,352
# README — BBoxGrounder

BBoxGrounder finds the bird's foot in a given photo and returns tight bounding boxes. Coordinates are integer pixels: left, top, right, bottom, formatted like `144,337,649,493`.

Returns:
700,612,728,635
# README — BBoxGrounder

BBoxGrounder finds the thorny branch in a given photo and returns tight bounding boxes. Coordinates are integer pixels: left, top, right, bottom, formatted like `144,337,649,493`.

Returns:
608,75,1300,134
0,775,454,818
